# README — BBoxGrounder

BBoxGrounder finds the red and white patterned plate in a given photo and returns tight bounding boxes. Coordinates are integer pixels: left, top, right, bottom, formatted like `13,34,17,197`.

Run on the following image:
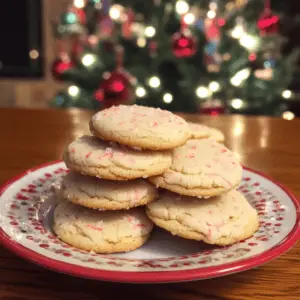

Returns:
0,161,299,283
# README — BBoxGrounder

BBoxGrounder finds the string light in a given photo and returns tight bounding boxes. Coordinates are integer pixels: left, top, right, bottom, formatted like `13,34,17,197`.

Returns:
136,86,147,97
183,13,195,25
223,53,231,61
240,35,259,51
109,4,123,21
209,2,218,10
148,76,161,88
175,0,189,15
29,49,39,59
207,10,216,19
230,68,250,86
196,86,210,98
81,53,97,67
163,93,173,103
231,26,244,39
282,111,295,121
73,0,85,8
282,90,292,99
209,81,220,92
144,26,156,38
68,85,80,97
137,37,147,47
230,98,244,109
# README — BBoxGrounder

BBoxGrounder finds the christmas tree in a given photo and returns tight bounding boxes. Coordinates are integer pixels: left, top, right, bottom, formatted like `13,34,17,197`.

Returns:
51,0,299,116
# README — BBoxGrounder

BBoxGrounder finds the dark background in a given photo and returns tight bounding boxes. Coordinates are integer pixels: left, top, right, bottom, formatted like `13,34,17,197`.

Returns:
0,0,43,78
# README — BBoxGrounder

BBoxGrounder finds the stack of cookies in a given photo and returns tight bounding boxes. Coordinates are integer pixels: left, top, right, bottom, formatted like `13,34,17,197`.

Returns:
53,104,259,253
146,138,259,246
53,105,191,253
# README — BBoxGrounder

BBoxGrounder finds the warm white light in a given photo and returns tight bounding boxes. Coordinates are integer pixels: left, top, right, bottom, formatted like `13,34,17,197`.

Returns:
175,0,189,15
29,49,39,59
109,5,122,20
74,0,85,8
236,68,250,80
163,93,173,103
282,90,292,99
208,81,220,92
230,68,250,86
230,77,242,87
207,10,216,19
231,25,244,39
231,98,244,109
136,87,146,97
282,111,295,121
82,53,97,67
149,76,161,88
68,85,80,97
209,2,218,10
145,26,156,38
240,34,259,51
183,13,195,25
137,37,147,47
196,86,210,98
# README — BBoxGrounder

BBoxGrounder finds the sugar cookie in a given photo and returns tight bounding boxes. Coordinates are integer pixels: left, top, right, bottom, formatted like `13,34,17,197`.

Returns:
149,139,242,197
53,201,153,253
146,190,259,246
188,122,225,142
61,172,158,210
90,105,190,150
64,136,172,180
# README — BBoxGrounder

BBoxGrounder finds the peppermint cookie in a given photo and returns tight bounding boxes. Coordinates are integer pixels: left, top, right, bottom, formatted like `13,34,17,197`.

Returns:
149,139,242,197
90,105,190,150
188,123,225,143
61,172,158,210
64,136,172,180
53,201,153,253
146,190,259,246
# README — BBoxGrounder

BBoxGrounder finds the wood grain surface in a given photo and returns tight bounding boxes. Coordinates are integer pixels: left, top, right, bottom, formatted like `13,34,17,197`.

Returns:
0,108,299,300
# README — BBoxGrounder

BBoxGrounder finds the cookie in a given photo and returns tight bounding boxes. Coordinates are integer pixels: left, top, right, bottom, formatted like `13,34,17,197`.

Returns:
61,172,158,210
53,201,153,253
146,190,259,246
149,139,242,197
188,122,225,143
90,105,190,150
64,136,172,180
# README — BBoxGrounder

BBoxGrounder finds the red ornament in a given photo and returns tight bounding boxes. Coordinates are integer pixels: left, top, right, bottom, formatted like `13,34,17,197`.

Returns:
95,45,136,107
172,32,196,58
248,53,257,61
200,99,225,116
71,7,86,24
257,0,279,36
51,55,74,80
95,70,135,107
217,18,226,27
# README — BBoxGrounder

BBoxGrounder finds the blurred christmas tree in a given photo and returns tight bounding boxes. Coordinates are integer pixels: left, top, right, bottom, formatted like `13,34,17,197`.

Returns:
50,0,299,116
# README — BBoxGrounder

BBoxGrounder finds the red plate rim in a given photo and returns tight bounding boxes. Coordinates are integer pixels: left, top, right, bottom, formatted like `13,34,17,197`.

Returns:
0,160,299,283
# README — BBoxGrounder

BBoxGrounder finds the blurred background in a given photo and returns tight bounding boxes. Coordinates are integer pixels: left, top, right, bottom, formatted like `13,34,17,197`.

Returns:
0,0,300,119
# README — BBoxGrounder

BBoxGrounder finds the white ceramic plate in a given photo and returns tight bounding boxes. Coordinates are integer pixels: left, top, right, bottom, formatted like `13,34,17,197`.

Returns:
1,161,299,283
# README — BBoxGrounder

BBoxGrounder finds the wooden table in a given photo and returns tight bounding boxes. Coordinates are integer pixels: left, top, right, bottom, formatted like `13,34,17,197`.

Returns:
0,108,299,300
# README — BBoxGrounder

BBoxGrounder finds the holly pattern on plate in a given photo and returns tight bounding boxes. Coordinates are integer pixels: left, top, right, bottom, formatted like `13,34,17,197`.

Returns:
1,162,297,272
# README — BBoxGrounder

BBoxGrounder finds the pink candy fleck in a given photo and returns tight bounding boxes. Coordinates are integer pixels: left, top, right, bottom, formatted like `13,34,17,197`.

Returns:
150,121,158,127
191,145,197,150
85,152,92,158
134,223,146,229
86,224,102,232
